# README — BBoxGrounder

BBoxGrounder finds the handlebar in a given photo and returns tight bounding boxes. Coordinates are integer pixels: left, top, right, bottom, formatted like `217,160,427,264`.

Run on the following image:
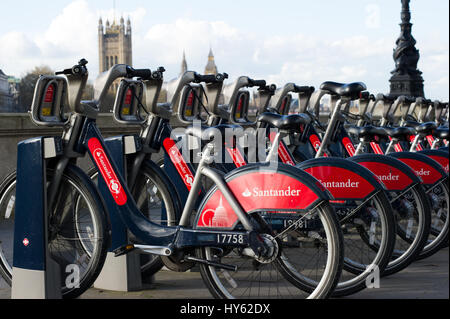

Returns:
375,93,395,103
55,58,88,77
248,79,266,88
259,84,277,93
151,67,165,80
415,97,432,105
294,85,315,94
126,66,152,80
194,72,229,84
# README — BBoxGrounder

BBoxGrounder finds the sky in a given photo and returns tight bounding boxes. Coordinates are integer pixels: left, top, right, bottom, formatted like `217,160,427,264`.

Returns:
0,0,448,99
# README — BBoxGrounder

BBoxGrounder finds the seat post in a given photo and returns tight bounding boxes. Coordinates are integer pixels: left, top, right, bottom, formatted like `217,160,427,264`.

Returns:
316,97,350,158
409,134,422,152
354,140,366,156
385,138,397,154
266,130,287,162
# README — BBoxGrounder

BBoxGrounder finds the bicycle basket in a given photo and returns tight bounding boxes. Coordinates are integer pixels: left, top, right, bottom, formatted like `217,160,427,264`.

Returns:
178,84,204,124
113,78,146,125
231,90,250,123
30,75,69,126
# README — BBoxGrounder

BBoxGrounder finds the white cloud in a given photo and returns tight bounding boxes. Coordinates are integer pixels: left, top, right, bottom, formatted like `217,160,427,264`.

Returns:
0,0,448,100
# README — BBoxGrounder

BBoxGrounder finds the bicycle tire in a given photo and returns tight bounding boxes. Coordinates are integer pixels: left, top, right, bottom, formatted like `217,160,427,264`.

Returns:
0,165,110,299
416,179,449,260
196,202,344,299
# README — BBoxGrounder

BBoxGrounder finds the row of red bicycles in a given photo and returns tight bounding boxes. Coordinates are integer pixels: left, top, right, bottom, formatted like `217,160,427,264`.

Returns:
0,59,447,298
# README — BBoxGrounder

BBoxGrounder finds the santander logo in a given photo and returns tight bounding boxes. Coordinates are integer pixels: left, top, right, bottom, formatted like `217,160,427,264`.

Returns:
241,186,302,197
414,168,430,176
318,179,360,188
95,148,122,195
342,137,356,156
163,138,196,191
376,173,400,181
88,138,127,206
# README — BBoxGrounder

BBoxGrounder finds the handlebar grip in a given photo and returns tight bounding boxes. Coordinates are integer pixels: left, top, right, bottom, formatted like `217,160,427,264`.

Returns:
376,93,395,103
198,74,218,83
55,68,72,75
402,96,416,103
55,66,87,77
195,73,228,83
248,79,266,87
294,85,315,94
129,68,152,80
151,67,166,80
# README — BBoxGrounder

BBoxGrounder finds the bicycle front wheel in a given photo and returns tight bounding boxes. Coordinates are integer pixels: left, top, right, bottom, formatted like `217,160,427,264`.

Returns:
197,202,344,299
0,165,110,299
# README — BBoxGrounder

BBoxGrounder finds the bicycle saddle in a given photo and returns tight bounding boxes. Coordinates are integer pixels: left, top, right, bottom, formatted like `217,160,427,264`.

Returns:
185,124,244,141
347,125,386,140
414,122,438,135
381,126,415,140
320,81,367,98
257,112,311,132
433,127,449,140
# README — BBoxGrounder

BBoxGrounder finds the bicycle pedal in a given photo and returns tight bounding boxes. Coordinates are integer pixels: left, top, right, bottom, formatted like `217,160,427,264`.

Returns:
113,244,136,257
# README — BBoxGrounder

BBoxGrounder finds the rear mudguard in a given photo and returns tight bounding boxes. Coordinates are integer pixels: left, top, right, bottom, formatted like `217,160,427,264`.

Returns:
416,149,449,175
388,152,447,186
194,163,331,230
349,154,421,191
296,157,385,200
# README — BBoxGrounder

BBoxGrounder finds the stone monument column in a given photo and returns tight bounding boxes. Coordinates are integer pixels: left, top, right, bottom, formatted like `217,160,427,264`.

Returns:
389,0,425,98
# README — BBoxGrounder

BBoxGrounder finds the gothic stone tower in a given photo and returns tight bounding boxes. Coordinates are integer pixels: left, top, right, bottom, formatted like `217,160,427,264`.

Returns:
98,16,132,74
204,48,218,75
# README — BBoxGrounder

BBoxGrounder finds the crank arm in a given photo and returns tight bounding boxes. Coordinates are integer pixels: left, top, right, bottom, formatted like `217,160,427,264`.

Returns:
113,244,173,257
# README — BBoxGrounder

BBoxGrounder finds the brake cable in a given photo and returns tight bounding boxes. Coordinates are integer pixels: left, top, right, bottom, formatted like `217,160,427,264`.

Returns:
132,90,150,116
188,84,211,117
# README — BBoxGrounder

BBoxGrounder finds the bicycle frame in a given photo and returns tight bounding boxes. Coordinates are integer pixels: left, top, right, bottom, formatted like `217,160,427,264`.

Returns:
79,115,261,252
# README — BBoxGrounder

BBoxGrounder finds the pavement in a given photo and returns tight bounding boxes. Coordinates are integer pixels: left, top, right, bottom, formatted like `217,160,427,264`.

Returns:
0,247,448,299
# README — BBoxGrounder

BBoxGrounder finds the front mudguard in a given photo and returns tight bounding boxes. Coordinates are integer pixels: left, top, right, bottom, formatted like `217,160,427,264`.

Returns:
416,149,449,175
296,157,385,200
388,152,447,186
349,154,421,191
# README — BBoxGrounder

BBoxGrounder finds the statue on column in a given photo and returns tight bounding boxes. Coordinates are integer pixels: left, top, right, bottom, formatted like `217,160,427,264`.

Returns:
391,0,421,76
389,0,424,98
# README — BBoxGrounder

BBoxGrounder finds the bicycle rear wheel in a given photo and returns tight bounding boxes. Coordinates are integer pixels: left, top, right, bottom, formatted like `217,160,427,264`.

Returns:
331,190,396,296
382,183,430,276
